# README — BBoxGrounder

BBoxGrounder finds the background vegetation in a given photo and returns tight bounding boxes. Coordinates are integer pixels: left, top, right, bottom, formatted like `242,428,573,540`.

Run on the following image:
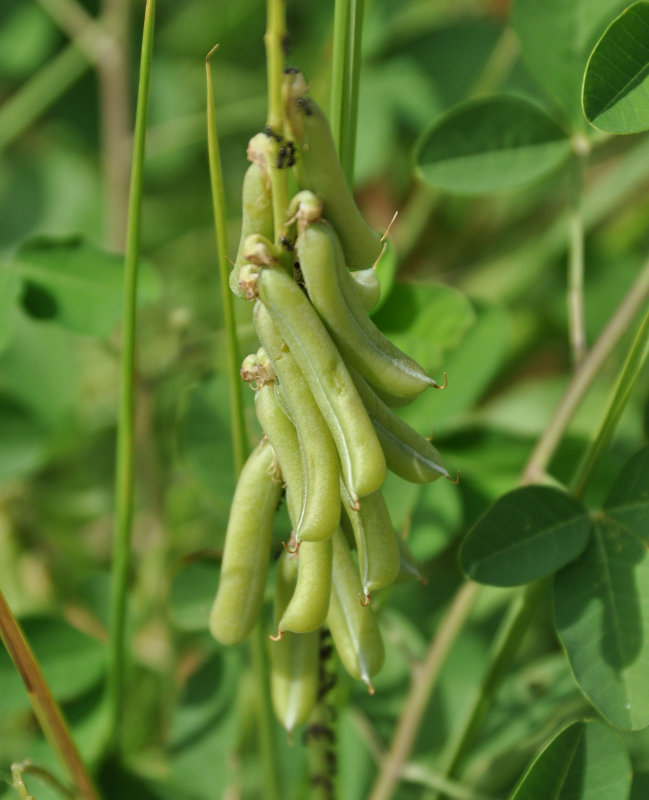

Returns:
1,0,648,798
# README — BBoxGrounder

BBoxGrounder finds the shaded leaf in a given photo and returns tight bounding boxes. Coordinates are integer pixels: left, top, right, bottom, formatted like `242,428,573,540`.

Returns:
555,518,649,729
460,486,592,586
605,445,649,539
414,96,571,194
513,0,630,124
0,266,20,352
0,395,50,481
583,2,649,133
0,616,106,713
12,235,160,336
510,719,631,799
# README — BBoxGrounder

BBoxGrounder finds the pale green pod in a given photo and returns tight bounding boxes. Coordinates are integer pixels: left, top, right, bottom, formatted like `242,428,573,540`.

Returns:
278,538,333,634
351,267,381,312
255,272,386,502
230,153,274,298
253,381,302,526
349,366,449,484
327,529,385,689
296,220,436,403
283,72,382,269
209,438,282,645
254,303,341,541
340,483,400,598
270,553,319,732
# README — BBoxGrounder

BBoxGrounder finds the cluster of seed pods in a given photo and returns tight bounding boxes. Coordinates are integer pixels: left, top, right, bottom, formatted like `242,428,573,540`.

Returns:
209,69,448,732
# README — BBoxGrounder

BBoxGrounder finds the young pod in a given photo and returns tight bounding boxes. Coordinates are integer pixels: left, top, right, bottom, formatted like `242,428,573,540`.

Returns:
254,303,341,542
255,268,386,502
283,71,382,270
349,366,449,484
340,483,400,599
327,529,385,689
296,220,436,404
270,553,319,732
277,537,333,634
351,267,381,313
230,136,274,297
209,437,282,645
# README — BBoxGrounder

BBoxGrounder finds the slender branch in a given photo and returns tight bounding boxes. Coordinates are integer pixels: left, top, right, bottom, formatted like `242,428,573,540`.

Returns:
572,298,649,498
0,44,89,152
12,762,76,800
367,581,480,800
432,581,547,798
330,0,365,185
106,0,156,753
35,0,116,65
264,0,289,245
523,253,649,485
0,592,100,800
206,46,247,478
400,763,496,800
567,190,586,365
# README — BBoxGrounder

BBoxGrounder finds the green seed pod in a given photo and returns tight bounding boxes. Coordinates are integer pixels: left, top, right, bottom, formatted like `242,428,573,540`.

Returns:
350,267,381,312
278,537,333,634
209,437,282,645
230,136,274,297
296,219,436,404
340,483,400,598
270,553,319,732
283,71,382,269
327,529,385,690
254,303,341,542
349,365,448,484
256,268,385,502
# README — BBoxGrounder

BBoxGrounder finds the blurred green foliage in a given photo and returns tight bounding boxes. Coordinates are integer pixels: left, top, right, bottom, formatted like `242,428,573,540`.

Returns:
1,0,649,798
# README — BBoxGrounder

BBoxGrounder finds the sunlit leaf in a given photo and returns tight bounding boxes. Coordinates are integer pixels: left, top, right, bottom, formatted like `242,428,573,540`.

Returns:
510,719,632,799
555,518,649,729
415,96,571,194
583,2,649,133
459,486,592,586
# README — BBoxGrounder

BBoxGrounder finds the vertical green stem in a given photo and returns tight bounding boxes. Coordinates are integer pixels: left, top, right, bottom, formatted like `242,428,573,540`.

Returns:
0,44,90,152
567,151,588,365
206,46,247,477
572,299,649,498
0,591,100,800
330,0,364,185
432,581,547,799
106,0,156,754
250,624,282,800
368,581,480,800
264,0,289,245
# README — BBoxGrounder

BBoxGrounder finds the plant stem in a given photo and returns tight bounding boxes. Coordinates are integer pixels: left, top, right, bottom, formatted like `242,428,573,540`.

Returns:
432,580,547,798
523,253,649,484
400,763,496,800
12,762,76,800
571,297,649,498
0,44,89,152
0,592,100,800
567,154,587,365
206,46,247,477
250,624,282,800
367,581,480,800
264,0,289,245
330,0,365,185
106,0,156,754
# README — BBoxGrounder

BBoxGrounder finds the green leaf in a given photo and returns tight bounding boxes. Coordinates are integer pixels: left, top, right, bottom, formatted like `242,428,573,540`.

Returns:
583,2,649,133
168,557,219,631
513,0,631,124
372,281,475,375
605,445,649,540
0,395,50,481
509,719,632,799
555,518,649,729
459,486,592,586
414,96,572,195
0,616,106,713
12,235,160,336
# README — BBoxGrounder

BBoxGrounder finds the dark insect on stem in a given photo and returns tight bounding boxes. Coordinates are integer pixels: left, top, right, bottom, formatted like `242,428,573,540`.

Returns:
281,33,292,56
297,96,314,116
280,235,294,251
264,125,282,142
283,65,301,75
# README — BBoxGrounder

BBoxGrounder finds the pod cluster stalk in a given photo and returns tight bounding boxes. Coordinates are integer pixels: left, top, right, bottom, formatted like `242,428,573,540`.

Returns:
209,69,448,730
